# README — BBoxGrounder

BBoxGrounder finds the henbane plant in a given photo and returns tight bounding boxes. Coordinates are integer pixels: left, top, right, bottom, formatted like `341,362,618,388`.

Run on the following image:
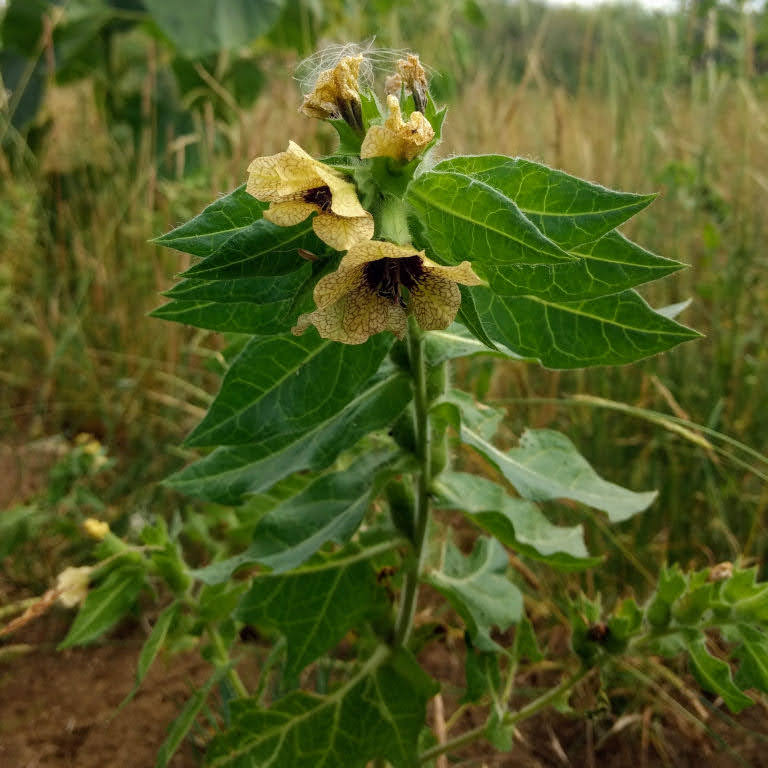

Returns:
50,47,768,766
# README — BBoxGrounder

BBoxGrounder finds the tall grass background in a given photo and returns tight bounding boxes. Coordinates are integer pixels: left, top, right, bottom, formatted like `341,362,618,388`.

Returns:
1,0,767,595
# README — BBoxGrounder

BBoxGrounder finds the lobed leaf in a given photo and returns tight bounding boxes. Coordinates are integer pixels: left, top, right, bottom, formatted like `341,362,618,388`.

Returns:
461,427,656,522
435,472,599,570
205,647,437,768
426,538,522,652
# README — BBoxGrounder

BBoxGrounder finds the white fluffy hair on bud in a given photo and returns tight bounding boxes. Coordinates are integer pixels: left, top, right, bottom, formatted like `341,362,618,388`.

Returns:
294,41,421,95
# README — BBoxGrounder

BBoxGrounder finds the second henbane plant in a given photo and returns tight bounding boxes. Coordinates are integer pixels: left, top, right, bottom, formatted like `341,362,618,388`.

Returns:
142,48,768,768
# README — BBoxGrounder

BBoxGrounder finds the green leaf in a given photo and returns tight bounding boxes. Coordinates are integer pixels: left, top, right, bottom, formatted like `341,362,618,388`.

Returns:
462,427,656,522
463,285,701,368
156,667,227,768
732,624,768,694
144,0,285,58
685,635,753,713
236,545,387,679
154,185,267,259
442,389,505,441
426,538,522,652
193,451,397,584
185,331,393,447
475,230,684,302
464,642,502,703
120,601,181,710
150,266,316,335
205,647,437,768
165,372,411,504
59,563,145,649
513,615,544,662
435,472,598,570
424,323,503,366
432,155,656,249
407,170,575,269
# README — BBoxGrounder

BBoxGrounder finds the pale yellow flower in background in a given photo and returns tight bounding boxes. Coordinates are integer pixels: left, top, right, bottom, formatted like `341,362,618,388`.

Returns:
56,566,92,608
83,518,110,540
292,240,483,344
360,95,434,163
246,141,374,251
300,54,364,129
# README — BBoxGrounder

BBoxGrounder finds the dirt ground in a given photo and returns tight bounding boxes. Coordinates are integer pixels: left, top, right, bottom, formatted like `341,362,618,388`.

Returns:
2,612,768,768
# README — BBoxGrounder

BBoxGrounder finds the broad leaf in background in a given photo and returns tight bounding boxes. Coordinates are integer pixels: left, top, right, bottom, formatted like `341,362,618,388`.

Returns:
684,636,753,713
166,373,411,504
144,0,285,58
205,648,437,768
185,332,393,447
426,538,522,652
237,544,389,678
462,427,657,522
59,561,145,649
435,472,599,570
194,451,397,583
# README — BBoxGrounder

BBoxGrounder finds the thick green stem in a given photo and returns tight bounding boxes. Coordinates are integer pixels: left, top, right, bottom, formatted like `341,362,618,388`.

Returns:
419,668,589,763
394,318,432,648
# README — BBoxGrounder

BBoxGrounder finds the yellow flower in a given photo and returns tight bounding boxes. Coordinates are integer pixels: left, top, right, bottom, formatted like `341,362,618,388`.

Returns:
246,141,374,251
396,54,429,113
360,95,434,163
83,518,110,540
292,240,483,344
300,54,364,129
56,566,92,608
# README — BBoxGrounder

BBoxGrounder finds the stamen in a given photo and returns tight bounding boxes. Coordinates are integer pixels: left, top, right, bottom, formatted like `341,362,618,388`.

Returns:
303,186,334,212
363,255,425,306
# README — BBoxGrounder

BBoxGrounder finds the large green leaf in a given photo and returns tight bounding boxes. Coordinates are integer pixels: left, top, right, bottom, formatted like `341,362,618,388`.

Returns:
144,0,285,58
166,373,411,504
59,562,145,649
236,544,390,679
407,170,575,268
205,647,436,768
462,427,656,522
150,266,317,335
432,155,656,249
426,538,522,652
185,331,393,447
435,472,599,570
194,451,397,584
463,285,700,368
423,323,504,366
154,185,267,259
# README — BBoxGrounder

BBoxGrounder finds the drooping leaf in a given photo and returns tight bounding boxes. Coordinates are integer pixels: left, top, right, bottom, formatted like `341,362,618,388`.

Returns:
165,373,411,504
185,331,393,447
435,472,598,570
442,389,505,442
59,562,145,649
423,323,503,366
461,285,700,368
731,624,768,694
462,427,656,522
236,544,391,678
407,170,576,269
205,647,437,768
426,538,522,652
144,0,285,58
194,451,397,583
464,641,502,704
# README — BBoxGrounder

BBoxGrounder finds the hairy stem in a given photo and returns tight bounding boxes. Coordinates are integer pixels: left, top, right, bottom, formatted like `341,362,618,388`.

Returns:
208,626,249,699
419,668,589,763
394,318,432,648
